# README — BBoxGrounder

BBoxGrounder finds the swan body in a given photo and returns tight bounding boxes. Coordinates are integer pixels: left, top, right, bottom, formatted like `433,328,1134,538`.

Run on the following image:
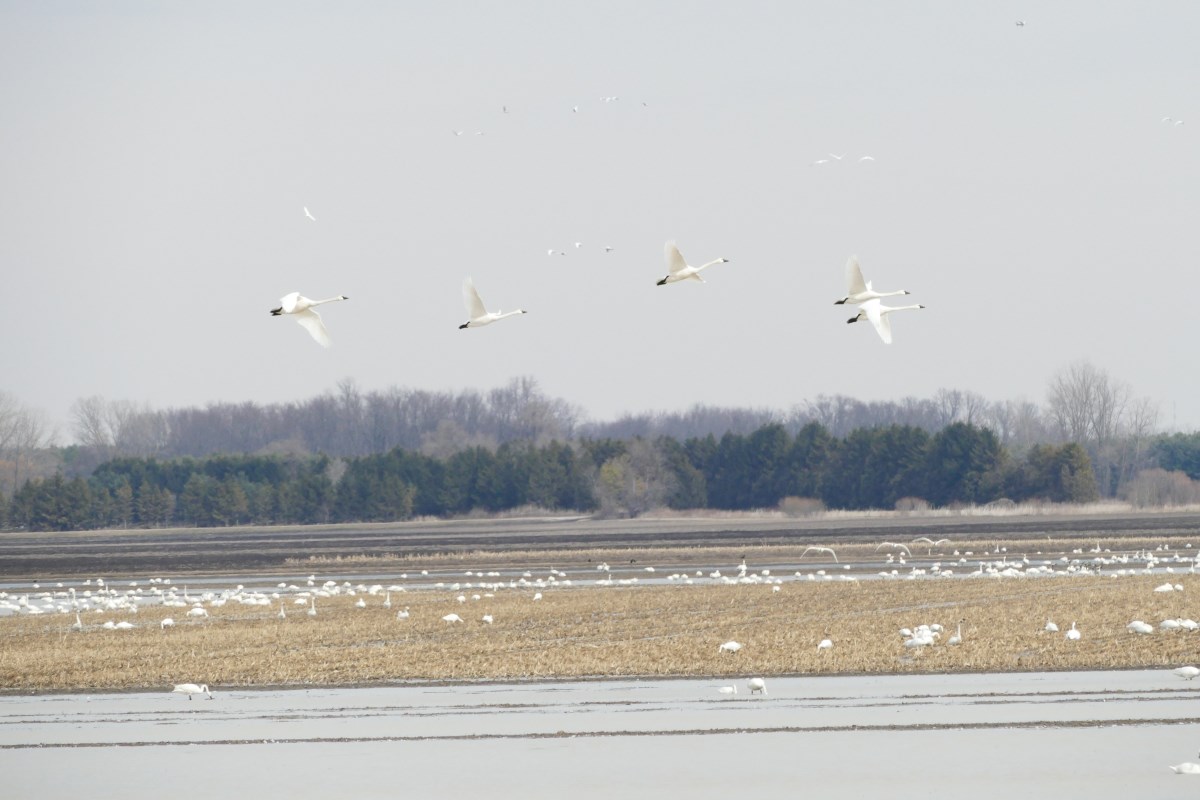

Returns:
160,618,175,629
748,678,767,695
1169,763,1200,774
1173,666,1200,680
656,241,728,285
1066,621,1081,641
459,278,527,328
442,613,463,622
1044,620,1059,633
835,256,910,305
817,638,833,651
270,292,348,348
173,683,212,700
847,298,924,344
947,620,964,646
718,640,743,654
718,685,737,696
1127,620,1154,634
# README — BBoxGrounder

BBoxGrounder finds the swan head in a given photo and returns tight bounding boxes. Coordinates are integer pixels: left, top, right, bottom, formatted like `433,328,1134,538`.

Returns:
847,314,861,324
656,276,669,286
834,297,848,305
458,322,470,329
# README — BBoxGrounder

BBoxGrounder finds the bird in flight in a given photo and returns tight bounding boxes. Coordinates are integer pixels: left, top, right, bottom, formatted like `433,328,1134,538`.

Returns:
657,241,729,286
847,298,925,344
459,277,527,329
835,256,911,305
270,292,348,348
303,207,316,222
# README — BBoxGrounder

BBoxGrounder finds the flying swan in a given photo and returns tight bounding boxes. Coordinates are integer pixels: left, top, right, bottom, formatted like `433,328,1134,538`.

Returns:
459,278,527,329
835,256,910,305
657,241,729,286
847,298,925,344
270,292,348,347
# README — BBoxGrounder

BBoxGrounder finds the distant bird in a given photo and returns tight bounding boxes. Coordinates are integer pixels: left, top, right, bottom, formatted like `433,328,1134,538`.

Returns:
603,245,614,253
835,256,911,305
1015,19,1025,26
481,614,494,624
547,249,565,256
396,607,410,620
800,545,838,563
574,242,583,249
1044,620,1059,633
161,618,175,630
532,592,543,601
947,620,964,646
718,685,737,697
812,158,829,166
1172,666,1200,680
173,683,212,700
308,598,317,617
1127,620,1154,634
1066,621,1081,641
502,106,508,114
277,603,286,619
1169,763,1200,774
383,592,392,609
858,155,876,162
912,537,951,547
71,612,83,631
453,130,463,136
847,298,925,344
748,678,767,695
355,597,367,609
270,292,348,348
829,153,844,161
571,105,579,113
442,613,463,623
303,207,316,222
718,640,743,654
817,638,833,651
459,278,527,329
657,241,729,286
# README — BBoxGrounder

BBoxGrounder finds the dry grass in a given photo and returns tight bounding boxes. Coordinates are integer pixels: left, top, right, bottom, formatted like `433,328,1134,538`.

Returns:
2,573,1197,691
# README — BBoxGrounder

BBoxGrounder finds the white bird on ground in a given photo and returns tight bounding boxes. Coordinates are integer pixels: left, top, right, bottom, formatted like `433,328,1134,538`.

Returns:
1066,621,1081,641
718,685,737,697
748,678,767,695
396,607,410,620
847,298,925,344
383,592,392,609
1127,620,1154,634
481,614,494,624
459,278,527,329
532,592,543,601
817,638,833,651
303,206,316,221
355,597,367,609
1172,666,1200,680
656,241,729,286
270,292,348,348
161,618,175,629
308,598,317,617
277,602,286,619
1169,763,1200,774
442,613,463,623
835,256,911,305
71,612,83,631
172,683,212,700
718,641,743,654
948,620,964,646
1044,620,1059,633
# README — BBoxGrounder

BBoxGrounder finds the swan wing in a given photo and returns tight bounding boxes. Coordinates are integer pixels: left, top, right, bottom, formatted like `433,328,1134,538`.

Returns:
863,300,892,344
845,256,868,296
463,278,488,319
294,308,332,347
665,241,688,277
278,292,302,314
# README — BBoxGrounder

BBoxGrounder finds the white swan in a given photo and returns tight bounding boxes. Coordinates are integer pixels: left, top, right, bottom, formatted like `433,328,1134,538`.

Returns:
846,298,925,344
160,618,175,629
307,598,317,617
718,640,743,654
835,256,911,305
303,206,316,222
172,683,212,700
270,292,348,348
459,278,527,329
1169,763,1200,774
442,613,463,622
1173,666,1200,680
747,678,767,695
1044,620,1059,633
1066,621,1081,641
947,620,964,646
656,241,728,286
718,685,737,696
817,638,833,651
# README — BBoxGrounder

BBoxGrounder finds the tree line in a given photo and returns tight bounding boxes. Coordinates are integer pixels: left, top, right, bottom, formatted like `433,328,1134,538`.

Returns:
3,421,1122,531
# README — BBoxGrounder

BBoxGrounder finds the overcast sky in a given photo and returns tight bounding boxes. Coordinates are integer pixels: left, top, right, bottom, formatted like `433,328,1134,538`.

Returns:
3,2,1199,441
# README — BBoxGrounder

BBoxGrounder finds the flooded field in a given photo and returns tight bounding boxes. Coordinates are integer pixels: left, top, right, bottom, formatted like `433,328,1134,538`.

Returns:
3,671,1200,799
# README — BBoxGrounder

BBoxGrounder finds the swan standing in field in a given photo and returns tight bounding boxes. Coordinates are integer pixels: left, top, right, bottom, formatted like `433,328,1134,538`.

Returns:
459,278,527,329
835,256,911,305
160,618,175,630
748,678,767,695
307,598,317,617
719,640,743,654
270,292,348,348
846,298,925,344
947,620,964,646
1044,620,1059,633
817,639,833,651
656,241,729,286
172,683,212,700
1173,666,1200,680
1066,621,1081,641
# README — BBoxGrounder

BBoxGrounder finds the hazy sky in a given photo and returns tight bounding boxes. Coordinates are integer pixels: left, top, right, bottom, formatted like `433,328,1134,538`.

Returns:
3,2,1199,440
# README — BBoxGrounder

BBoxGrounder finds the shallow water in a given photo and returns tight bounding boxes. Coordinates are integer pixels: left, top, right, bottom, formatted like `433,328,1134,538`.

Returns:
3,670,1199,798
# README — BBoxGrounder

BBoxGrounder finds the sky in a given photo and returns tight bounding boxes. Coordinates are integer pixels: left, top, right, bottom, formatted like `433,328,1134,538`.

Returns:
3,2,1199,441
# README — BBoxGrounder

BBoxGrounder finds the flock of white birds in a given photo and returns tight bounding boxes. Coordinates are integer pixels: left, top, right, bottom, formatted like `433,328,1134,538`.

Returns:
270,244,923,347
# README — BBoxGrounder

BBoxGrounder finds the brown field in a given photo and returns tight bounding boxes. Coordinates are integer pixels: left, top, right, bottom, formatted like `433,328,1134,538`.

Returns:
2,569,1198,692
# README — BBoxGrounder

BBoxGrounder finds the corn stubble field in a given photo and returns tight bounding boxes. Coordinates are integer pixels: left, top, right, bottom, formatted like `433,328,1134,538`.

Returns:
2,559,1198,691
